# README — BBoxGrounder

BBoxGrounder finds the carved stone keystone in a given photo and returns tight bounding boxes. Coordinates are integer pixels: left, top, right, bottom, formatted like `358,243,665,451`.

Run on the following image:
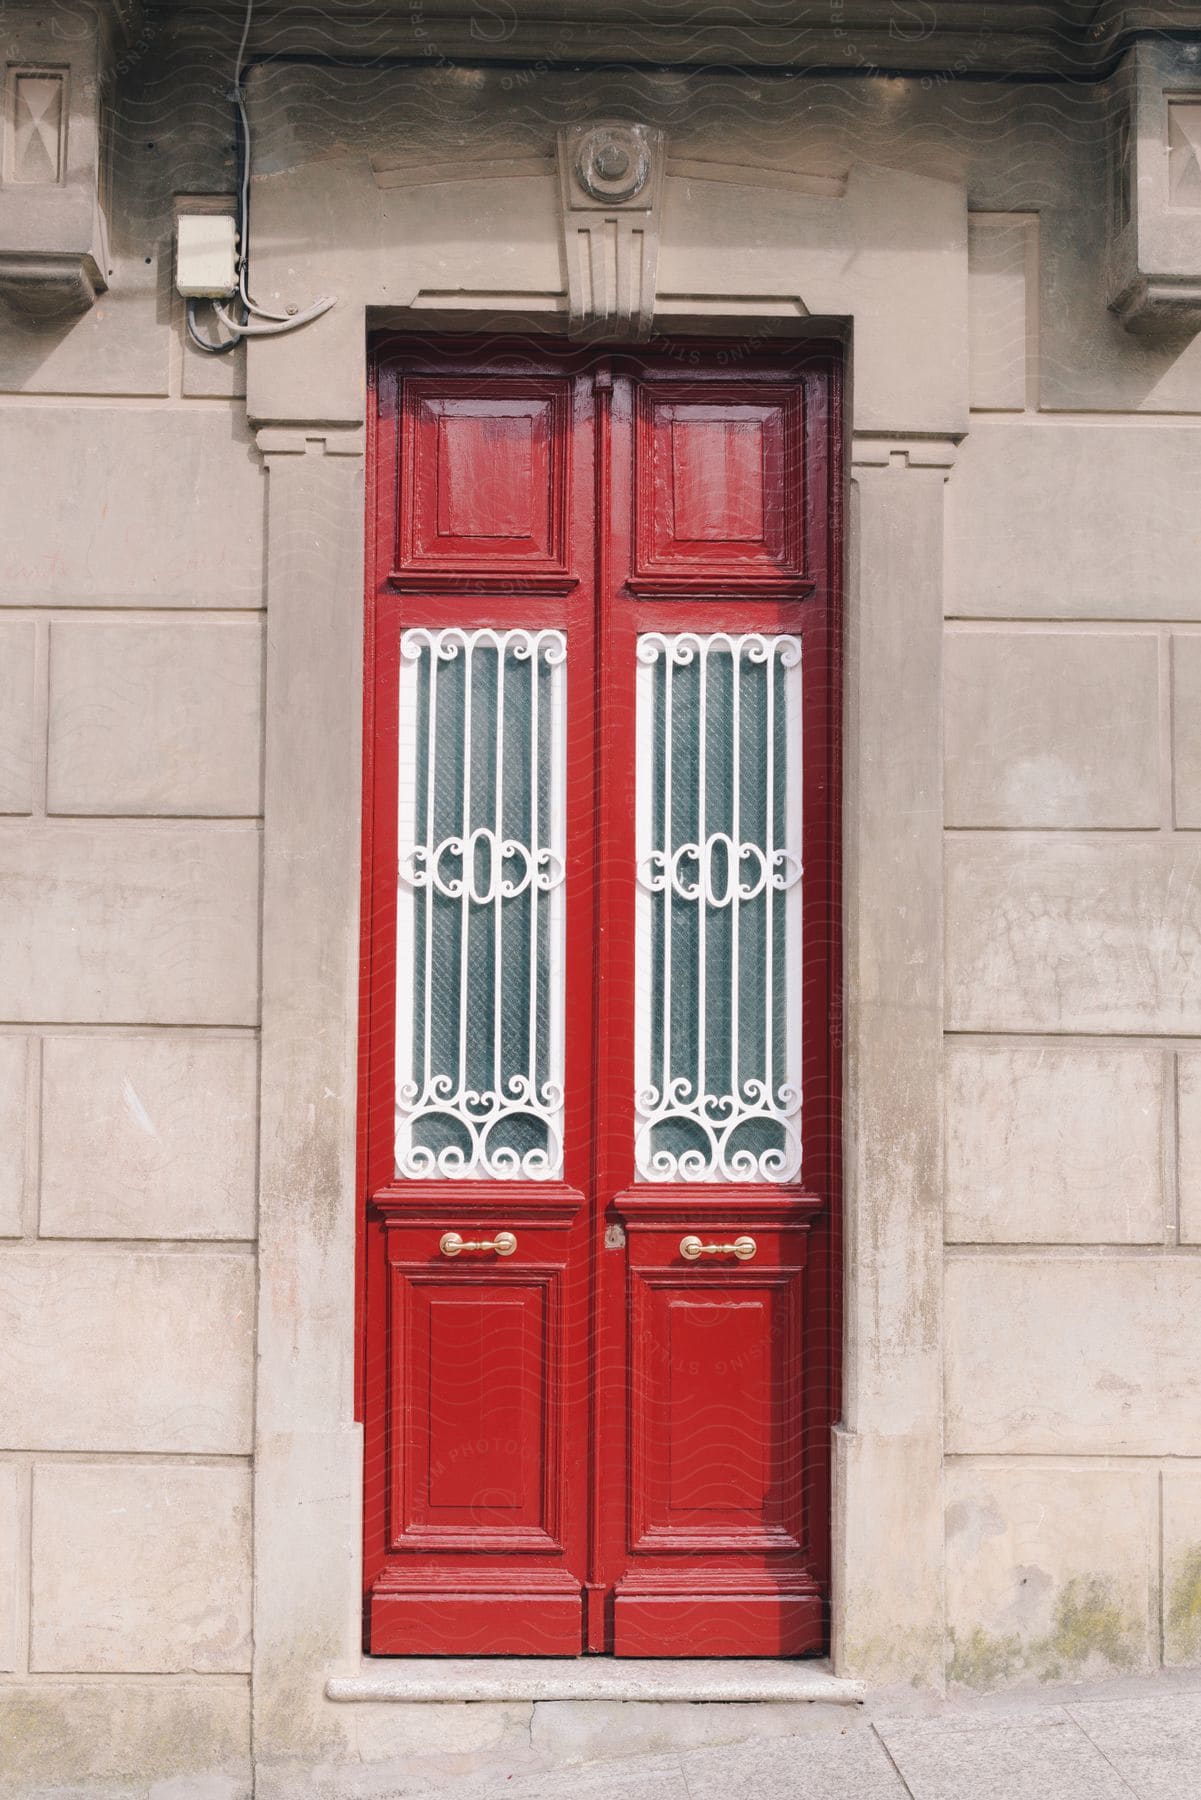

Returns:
557,123,665,340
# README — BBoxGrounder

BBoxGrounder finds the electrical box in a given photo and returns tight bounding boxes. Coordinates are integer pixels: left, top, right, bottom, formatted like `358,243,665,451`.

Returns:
176,213,238,299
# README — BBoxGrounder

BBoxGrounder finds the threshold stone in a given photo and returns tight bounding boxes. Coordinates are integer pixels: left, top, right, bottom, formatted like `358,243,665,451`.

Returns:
326,1657,865,1704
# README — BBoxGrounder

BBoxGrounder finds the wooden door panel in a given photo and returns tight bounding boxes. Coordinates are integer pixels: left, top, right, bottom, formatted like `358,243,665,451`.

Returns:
614,1210,820,1654
394,377,572,590
612,1584,824,1657
370,1574,584,1656
388,1250,565,1552
370,1215,583,1653
631,382,807,594
627,1230,807,1554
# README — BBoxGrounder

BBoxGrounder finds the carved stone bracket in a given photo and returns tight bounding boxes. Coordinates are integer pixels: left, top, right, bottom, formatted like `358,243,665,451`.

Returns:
557,123,666,341
1108,38,1201,337
0,6,113,319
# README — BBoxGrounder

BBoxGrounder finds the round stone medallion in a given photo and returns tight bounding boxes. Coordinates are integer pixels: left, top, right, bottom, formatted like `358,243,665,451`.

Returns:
575,126,652,204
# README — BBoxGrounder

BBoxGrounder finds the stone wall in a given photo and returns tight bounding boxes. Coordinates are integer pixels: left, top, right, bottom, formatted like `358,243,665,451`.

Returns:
942,202,1201,1687
0,29,261,1792
2,16,1201,1794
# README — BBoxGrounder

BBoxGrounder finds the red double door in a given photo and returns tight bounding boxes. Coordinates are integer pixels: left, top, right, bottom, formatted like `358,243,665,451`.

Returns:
360,340,841,1657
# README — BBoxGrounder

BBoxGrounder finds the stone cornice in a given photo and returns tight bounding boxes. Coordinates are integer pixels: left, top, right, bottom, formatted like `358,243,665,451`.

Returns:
135,1,1201,77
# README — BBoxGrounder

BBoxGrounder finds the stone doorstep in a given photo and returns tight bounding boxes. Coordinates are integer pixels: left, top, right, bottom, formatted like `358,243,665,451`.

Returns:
325,1657,865,1704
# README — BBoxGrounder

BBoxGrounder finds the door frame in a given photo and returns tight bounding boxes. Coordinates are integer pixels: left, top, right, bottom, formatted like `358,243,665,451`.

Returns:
248,277,957,1778
356,334,844,1656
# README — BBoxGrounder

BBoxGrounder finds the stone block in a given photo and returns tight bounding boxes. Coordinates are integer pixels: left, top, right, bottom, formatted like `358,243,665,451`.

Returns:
0,1037,27,1238
944,1463,1157,1689
832,1427,943,1688
967,213,1034,411
1179,1054,1201,1246
183,329,247,400
30,1461,251,1673
945,1043,1163,1244
0,407,263,607
0,1462,19,1672
0,1679,250,1797
945,630,1160,828
40,1034,258,1240
0,285,170,401
47,620,263,816
946,425,1201,619
1163,1467,1201,1666
0,1250,253,1452
532,1700,856,1768
1172,634,1201,827
946,835,1201,1033
351,1700,533,1772
0,621,35,814
946,1255,1201,1454
0,822,259,1025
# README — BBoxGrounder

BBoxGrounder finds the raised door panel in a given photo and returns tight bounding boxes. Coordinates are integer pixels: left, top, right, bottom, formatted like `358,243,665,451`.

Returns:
369,1215,583,1654
627,1225,807,1555
394,378,572,590
612,1214,822,1656
386,1226,567,1554
632,383,806,595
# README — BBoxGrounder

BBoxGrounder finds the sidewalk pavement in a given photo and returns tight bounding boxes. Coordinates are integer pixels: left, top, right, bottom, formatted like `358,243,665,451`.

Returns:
424,1671,1201,1800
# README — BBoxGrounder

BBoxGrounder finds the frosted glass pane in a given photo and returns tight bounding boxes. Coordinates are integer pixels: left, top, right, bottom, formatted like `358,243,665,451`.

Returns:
395,627,566,1179
635,632,802,1182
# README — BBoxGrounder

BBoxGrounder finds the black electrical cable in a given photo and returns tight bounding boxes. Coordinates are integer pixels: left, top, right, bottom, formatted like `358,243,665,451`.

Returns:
186,296,245,353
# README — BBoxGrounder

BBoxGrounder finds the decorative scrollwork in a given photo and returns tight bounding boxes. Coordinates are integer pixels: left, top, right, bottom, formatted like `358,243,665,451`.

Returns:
395,628,566,1181
634,632,804,1184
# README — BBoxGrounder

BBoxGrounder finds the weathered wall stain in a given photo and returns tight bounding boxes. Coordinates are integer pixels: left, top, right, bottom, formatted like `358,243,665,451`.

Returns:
948,1575,1143,1692
1167,1545,1201,1663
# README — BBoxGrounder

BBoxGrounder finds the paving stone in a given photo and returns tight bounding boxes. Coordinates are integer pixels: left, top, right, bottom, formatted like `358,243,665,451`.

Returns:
434,1750,691,1800
1068,1692,1201,1800
679,1726,910,1799
876,1708,1135,1800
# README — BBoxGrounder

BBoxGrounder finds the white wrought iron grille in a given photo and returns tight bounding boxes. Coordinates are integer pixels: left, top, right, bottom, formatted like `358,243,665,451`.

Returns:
634,632,803,1183
395,627,566,1180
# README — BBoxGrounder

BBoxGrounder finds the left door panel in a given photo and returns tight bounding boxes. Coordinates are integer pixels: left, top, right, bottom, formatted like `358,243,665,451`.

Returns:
369,1212,585,1653
361,348,596,1654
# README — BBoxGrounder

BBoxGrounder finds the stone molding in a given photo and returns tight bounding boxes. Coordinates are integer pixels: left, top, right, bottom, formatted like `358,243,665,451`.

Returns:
852,435,961,470
101,1,1201,77
255,426,365,459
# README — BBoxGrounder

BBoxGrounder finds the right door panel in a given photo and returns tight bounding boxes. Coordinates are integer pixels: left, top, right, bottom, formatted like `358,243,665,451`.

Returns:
595,354,840,1658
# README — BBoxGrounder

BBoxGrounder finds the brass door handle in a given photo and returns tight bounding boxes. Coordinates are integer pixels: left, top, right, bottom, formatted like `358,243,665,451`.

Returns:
439,1230,517,1258
679,1234,756,1262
